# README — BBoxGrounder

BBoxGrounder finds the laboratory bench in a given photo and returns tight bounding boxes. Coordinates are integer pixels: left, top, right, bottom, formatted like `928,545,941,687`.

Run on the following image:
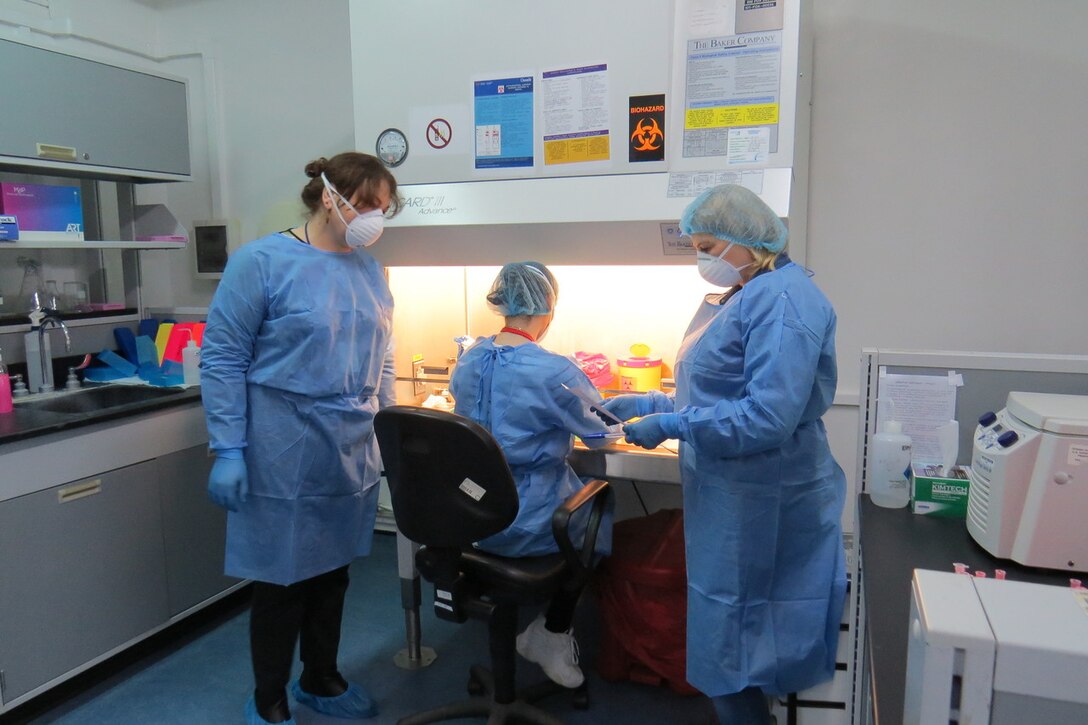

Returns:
0,385,242,714
855,495,1084,725
0,384,202,445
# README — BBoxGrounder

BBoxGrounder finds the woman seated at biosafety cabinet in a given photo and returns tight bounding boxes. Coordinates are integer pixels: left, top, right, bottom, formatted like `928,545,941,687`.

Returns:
448,261,615,690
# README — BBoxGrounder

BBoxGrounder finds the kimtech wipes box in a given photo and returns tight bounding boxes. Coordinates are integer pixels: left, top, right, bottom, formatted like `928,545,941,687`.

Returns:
910,464,971,517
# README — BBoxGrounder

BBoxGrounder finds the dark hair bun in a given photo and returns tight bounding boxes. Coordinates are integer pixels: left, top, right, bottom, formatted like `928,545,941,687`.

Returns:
304,157,329,178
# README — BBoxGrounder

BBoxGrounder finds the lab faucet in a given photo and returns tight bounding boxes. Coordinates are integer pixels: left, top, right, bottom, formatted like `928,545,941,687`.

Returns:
34,314,72,393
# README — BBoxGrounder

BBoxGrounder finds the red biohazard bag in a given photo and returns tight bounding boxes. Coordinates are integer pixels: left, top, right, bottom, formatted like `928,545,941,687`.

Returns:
594,508,698,695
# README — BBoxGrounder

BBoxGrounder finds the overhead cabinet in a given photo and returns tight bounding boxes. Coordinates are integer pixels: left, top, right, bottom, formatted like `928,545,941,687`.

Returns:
0,39,191,182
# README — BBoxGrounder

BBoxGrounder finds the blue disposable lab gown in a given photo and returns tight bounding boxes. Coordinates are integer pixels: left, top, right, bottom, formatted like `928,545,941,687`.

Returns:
449,339,614,558
201,233,395,586
670,258,847,697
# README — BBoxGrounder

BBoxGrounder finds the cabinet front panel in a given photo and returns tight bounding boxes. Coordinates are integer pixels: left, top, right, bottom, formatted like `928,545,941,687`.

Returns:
0,459,169,701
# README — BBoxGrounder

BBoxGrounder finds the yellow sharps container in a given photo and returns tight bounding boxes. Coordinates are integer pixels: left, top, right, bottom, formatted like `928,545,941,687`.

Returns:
616,343,662,392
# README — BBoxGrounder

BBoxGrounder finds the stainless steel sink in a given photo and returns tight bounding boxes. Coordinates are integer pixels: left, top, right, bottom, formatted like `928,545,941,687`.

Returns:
15,384,185,415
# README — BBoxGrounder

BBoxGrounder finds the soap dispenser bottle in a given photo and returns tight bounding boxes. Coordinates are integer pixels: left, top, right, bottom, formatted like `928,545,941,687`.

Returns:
0,346,12,414
24,309,51,393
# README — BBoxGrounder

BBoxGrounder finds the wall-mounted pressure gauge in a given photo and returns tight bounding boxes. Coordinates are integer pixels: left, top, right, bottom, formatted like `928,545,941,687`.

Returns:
376,128,408,167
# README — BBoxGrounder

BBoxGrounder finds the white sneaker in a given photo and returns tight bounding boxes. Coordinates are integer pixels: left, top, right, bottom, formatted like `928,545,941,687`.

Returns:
515,615,584,688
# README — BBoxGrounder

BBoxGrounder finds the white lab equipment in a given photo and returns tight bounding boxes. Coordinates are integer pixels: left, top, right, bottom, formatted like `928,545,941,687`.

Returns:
904,569,1088,724
967,392,1088,571
936,419,959,474
182,338,201,386
870,419,913,508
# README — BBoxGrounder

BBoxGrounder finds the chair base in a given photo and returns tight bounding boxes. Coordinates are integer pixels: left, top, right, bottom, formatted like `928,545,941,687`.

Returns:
397,664,588,725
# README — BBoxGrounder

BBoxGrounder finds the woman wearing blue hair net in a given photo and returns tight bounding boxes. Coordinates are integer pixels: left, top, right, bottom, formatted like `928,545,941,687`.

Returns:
449,261,615,690
202,152,400,725
599,184,847,724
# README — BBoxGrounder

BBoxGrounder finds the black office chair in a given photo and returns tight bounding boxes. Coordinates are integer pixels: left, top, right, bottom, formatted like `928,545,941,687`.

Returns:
375,405,612,725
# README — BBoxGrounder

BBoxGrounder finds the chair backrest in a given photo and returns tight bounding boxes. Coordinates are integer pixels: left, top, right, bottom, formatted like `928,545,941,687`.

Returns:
375,405,520,548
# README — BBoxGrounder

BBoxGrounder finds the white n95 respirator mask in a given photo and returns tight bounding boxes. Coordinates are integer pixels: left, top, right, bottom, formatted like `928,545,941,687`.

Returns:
322,172,385,248
697,243,751,288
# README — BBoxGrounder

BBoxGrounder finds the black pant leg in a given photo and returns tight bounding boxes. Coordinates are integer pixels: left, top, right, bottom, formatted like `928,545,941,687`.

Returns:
250,579,307,709
299,564,351,674
543,579,583,633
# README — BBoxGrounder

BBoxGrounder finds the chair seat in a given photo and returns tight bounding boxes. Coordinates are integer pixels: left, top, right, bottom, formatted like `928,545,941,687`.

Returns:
417,547,569,604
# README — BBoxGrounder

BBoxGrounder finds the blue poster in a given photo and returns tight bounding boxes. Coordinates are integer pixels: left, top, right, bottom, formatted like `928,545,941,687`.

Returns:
474,76,534,169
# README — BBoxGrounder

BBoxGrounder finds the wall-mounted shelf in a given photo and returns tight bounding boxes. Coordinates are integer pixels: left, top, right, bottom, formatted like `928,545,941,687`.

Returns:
0,240,186,250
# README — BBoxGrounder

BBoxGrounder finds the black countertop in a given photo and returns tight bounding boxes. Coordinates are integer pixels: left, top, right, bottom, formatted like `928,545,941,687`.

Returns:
0,385,203,446
857,495,1086,725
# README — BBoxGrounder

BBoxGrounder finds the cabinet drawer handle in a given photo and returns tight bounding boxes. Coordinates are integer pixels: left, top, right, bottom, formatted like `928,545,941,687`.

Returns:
58,479,102,503
36,142,78,161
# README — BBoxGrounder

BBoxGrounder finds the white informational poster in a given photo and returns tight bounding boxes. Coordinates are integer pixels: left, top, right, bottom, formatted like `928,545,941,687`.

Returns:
670,0,798,173
877,370,962,463
682,30,782,159
727,127,771,165
541,64,611,165
666,169,764,198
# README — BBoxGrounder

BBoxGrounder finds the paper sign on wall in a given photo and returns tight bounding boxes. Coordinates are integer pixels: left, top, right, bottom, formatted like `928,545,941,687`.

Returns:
629,94,666,162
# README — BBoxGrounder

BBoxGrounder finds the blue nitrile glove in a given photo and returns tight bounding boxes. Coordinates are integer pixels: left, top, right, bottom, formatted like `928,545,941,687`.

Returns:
596,390,672,424
623,413,681,450
208,448,248,511
596,394,645,423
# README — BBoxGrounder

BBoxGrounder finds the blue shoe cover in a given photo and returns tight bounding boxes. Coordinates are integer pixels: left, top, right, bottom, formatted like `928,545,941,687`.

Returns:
245,696,297,725
290,679,378,719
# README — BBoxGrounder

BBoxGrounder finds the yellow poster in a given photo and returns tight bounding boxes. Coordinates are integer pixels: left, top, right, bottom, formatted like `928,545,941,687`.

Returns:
544,134,611,165
684,103,779,130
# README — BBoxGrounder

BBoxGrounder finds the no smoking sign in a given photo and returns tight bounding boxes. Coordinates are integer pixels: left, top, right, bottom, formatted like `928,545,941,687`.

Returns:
426,118,452,149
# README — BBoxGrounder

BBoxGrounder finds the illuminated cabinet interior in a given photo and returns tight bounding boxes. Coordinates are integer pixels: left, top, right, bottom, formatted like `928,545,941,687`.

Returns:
387,264,719,404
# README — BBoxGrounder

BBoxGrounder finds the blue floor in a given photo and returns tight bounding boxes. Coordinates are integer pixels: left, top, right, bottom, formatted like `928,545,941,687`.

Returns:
5,532,712,724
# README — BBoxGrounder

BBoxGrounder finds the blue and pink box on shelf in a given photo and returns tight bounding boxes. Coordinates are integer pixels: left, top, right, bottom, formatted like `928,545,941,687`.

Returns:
0,182,84,241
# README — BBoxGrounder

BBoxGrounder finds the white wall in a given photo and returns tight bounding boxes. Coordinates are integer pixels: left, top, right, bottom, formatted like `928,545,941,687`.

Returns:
137,0,356,310
808,0,1088,392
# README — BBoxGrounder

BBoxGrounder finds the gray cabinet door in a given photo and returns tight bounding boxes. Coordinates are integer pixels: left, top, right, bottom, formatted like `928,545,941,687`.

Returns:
0,39,190,178
157,445,240,616
0,459,170,703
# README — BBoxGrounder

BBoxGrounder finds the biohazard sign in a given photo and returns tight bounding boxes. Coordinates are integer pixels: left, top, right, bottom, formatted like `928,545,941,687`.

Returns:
629,94,665,162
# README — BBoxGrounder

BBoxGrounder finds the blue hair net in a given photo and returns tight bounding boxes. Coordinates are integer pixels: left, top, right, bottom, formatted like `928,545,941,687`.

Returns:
486,262,557,317
679,184,788,252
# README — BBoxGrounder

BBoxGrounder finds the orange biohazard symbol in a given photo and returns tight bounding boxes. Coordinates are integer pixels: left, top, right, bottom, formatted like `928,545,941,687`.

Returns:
630,117,663,151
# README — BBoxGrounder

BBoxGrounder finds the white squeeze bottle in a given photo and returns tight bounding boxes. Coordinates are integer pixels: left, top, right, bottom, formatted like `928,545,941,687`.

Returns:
870,419,912,508
182,337,201,386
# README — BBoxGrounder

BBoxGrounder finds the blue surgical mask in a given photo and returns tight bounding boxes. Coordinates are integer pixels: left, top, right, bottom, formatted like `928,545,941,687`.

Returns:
321,173,384,248
697,243,751,288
